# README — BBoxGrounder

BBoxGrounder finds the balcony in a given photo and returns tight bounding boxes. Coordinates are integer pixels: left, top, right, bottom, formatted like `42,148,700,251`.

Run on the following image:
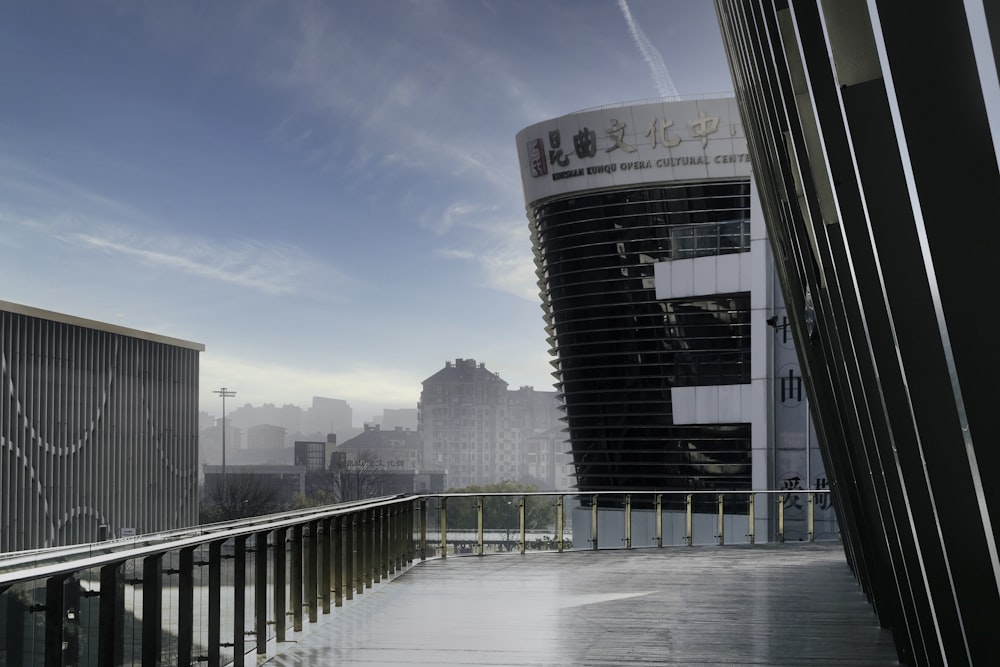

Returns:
0,492,899,666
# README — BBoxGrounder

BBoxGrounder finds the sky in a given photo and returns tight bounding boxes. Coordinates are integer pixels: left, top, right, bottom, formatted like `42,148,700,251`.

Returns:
0,0,735,425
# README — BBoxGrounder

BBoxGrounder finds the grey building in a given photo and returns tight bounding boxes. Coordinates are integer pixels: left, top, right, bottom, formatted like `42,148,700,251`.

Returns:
0,300,202,550
419,359,562,489
715,2,1000,663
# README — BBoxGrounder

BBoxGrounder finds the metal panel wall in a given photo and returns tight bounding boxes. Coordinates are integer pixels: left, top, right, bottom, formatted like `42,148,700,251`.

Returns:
1,307,201,550
715,1,1000,664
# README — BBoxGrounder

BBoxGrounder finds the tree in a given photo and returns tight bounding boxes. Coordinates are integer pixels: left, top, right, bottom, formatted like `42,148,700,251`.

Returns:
444,481,556,547
201,472,284,523
309,450,392,503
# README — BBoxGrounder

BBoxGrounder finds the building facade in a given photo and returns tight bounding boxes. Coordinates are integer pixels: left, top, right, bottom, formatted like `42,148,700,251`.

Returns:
715,2,1000,663
0,300,202,550
516,98,829,534
418,359,564,489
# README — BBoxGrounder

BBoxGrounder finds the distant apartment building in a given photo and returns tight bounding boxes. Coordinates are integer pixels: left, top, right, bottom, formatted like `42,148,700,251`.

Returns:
246,423,286,451
418,359,563,489
199,419,243,467
0,300,202,550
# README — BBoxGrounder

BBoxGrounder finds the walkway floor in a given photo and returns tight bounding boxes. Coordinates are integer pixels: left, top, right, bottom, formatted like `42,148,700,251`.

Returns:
260,543,900,666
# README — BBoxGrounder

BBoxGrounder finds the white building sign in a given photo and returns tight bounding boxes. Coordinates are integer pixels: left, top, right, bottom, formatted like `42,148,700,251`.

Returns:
516,98,751,204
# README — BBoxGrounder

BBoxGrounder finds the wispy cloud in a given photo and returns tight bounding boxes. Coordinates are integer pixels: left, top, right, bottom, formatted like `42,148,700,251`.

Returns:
433,206,537,301
2,203,349,299
618,0,678,98
70,232,314,295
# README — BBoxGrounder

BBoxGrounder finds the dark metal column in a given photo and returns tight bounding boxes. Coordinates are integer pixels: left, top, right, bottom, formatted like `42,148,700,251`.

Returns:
142,555,162,666
290,525,303,632
177,547,195,666
306,521,318,624
333,516,344,607
44,575,65,667
233,535,247,665
98,562,123,667
356,511,367,594
319,518,331,615
208,541,222,667
4,586,25,666
273,527,287,642
344,514,354,601
254,531,268,655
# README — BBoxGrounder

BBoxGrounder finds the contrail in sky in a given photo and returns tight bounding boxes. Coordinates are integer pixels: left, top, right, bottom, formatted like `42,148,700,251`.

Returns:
618,0,678,98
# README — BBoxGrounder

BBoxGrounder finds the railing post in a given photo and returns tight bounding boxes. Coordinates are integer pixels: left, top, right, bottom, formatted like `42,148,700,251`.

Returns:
98,561,124,666
142,554,162,665
808,492,815,542
440,498,448,559
384,505,392,577
369,507,383,588
655,494,663,547
591,495,599,550
518,496,526,554
624,494,632,549
274,527,287,642
748,493,755,545
177,547,194,666
344,515,354,601
208,541,222,667
420,498,428,561
255,531,268,655
290,525,303,632
385,505,394,575
233,535,247,664
306,522,318,623
556,495,565,553
44,575,66,667
778,495,785,543
5,586,25,666
477,496,485,556
319,519,331,614
332,517,344,608
717,494,725,546
367,508,376,587
356,511,366,595
685,494,693,546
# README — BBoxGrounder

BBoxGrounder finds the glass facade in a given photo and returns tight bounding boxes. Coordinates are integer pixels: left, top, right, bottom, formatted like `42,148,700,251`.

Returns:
529,180,753,494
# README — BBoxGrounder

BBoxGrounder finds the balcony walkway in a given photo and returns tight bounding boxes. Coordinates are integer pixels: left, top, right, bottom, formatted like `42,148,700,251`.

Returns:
259,543,900,666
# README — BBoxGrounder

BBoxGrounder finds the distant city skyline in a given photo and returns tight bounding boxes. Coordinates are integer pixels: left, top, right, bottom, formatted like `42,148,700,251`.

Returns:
0,1,735,425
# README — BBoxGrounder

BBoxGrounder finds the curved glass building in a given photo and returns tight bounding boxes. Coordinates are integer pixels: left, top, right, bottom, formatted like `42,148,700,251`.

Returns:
517,98,769,499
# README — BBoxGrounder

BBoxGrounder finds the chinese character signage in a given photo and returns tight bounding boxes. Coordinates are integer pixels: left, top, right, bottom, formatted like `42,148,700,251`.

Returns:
516,98,751,204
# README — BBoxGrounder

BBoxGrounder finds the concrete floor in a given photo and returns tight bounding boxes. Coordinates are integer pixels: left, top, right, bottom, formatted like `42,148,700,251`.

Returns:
259,543,900,666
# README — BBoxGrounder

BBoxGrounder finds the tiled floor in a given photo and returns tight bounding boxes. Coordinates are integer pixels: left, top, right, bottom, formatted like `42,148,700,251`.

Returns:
259,543,899,666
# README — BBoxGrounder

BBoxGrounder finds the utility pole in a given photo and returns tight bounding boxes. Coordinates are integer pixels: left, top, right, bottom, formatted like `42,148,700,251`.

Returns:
213,387,237,492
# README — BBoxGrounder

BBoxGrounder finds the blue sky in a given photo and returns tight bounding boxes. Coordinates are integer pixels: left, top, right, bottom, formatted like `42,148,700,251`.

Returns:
0,1,734,424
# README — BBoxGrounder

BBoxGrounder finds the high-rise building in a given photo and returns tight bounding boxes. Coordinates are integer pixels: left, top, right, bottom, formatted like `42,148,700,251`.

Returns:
0,300,202,549
714,3,999,663
418,359,562,488
516,98,826,516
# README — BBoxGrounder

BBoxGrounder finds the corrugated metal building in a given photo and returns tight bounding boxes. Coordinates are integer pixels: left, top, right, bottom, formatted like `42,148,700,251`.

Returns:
1,300,203,550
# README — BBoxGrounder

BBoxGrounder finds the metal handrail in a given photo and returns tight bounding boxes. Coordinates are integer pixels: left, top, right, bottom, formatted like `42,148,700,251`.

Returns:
0,489,833,666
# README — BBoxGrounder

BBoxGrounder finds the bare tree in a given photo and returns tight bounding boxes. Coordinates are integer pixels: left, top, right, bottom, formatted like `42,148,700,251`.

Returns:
202,473,284,522
311,451,392,503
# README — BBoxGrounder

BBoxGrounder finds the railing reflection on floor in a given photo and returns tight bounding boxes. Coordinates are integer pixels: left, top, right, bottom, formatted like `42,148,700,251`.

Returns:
0,489,833,666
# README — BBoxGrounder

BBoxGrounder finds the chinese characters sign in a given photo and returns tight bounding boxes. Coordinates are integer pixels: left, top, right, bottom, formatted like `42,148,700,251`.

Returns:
516,99,751,204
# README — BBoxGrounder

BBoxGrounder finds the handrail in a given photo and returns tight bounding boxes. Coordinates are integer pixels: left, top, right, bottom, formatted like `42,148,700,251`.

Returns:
0,489,834,666
0,494,410,585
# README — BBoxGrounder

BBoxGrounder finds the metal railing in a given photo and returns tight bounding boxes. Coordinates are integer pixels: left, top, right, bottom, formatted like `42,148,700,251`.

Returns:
0,489,832,666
